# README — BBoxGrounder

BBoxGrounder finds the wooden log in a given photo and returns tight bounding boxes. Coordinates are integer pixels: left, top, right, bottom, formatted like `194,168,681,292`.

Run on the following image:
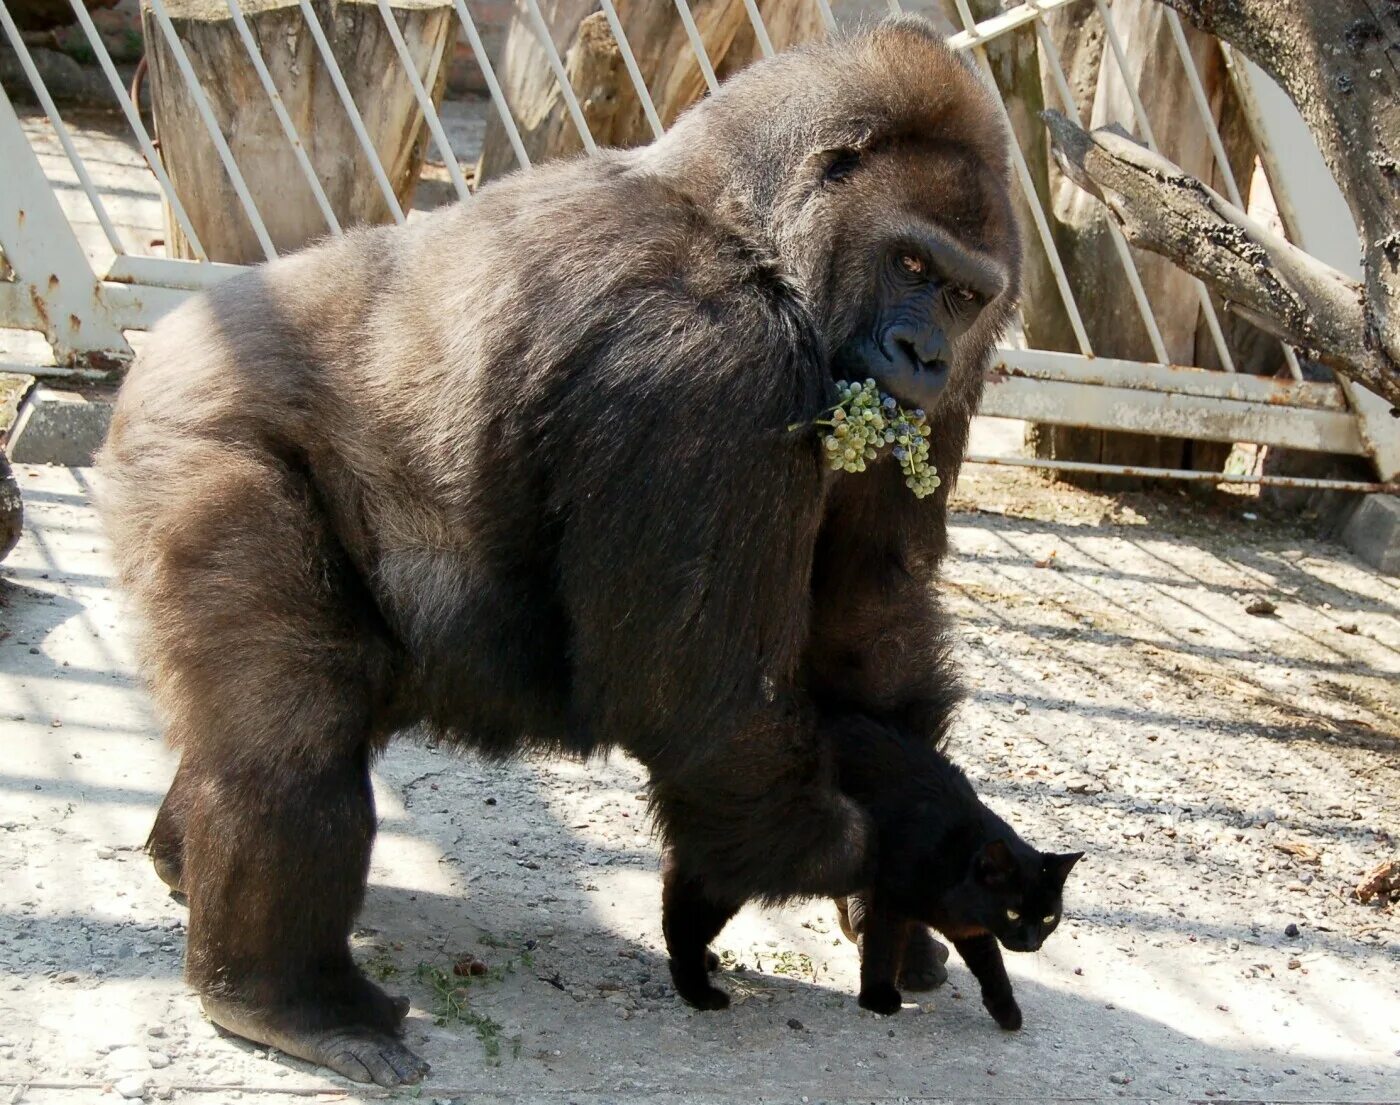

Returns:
141,0,457,263
474,0,824,186
1154,0,1400,391
1044,110,1400,409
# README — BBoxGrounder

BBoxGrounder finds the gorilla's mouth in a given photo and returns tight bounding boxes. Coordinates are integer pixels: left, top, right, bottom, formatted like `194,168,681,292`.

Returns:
879,340,957,408
870,337,951,412
833,333,953,413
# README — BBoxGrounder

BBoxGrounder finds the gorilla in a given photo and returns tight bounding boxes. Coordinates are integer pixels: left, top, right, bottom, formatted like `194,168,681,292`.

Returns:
99,16,1020,1086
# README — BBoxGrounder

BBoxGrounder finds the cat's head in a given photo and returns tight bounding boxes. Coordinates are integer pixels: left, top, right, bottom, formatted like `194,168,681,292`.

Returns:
951,840,1082,952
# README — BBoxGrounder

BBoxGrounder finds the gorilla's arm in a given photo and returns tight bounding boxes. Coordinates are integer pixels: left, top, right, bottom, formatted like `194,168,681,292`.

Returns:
551,282,870,903
803,478,963,747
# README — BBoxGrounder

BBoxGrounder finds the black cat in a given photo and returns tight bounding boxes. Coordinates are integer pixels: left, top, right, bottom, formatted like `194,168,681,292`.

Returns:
835,717,1081,1027
662,715,1080,1028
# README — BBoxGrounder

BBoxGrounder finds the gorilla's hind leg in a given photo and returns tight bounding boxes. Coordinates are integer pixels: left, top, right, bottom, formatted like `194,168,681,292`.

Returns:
133,450,425,1086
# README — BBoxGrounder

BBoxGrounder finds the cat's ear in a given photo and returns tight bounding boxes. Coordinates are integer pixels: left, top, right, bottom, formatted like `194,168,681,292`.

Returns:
975,839,1016,886
1045,851,1084,886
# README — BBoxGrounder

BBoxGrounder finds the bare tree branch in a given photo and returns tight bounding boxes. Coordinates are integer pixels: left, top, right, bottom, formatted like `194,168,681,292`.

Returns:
1150,0,1400,386
1043,109,1400,409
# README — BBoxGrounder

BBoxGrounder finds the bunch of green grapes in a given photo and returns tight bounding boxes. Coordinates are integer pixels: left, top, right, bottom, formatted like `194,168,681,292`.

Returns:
816,379,942,499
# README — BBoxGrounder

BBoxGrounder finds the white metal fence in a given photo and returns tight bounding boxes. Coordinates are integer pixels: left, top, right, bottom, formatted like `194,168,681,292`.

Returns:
2,0,1397,490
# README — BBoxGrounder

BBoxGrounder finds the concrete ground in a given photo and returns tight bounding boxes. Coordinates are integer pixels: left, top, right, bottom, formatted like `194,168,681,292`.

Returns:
1,461,1396,1105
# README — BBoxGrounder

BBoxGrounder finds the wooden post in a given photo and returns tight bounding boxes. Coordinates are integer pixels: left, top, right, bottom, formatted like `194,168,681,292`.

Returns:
141,0,457,264
1027,0,1266,484
474,0,824,186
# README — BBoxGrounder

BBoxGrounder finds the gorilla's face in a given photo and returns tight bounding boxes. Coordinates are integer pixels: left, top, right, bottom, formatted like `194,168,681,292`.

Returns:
821,135,1018,415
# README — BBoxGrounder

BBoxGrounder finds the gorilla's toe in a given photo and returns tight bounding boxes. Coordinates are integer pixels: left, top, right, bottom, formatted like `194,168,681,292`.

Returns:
899,927,950,991
322,1031,430,1086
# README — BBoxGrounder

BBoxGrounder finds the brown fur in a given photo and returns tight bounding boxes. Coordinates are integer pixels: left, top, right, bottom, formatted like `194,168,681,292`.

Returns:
100,17,1019,1084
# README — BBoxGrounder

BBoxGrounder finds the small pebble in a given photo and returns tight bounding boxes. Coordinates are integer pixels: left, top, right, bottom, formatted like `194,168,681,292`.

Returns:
1109,1072,1132,1085
113,1075,147,1099
1285,923,1300,938
786,1018,804,1030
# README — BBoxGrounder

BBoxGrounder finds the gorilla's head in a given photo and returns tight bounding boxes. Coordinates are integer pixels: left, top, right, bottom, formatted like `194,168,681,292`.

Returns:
657,16,1022,418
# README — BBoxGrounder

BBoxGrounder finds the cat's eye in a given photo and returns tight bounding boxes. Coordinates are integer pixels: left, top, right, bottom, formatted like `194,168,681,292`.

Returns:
1005,909,1020,921
1042,914,1056,925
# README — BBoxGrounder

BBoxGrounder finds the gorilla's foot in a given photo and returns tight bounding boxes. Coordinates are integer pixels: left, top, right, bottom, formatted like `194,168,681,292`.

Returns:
202,993,429,1087
898,926,950,991
705,949,721,972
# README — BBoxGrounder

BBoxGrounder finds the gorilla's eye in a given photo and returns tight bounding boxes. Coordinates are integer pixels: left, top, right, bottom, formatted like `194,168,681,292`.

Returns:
951,286,978,303
824,149,861,183
1005,909,1020,921
1042,914,1057,925
899,254,926,276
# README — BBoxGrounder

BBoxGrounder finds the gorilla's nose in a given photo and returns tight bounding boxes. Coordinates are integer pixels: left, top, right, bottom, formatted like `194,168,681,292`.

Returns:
877,323,952,410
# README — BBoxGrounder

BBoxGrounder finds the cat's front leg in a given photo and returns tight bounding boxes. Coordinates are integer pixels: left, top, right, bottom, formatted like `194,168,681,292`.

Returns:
855,895,905,1015
662,851,742,1011
950,933,1021,1030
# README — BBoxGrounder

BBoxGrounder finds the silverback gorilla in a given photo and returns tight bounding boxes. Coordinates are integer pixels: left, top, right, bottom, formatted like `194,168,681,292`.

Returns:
99,17,1020,1086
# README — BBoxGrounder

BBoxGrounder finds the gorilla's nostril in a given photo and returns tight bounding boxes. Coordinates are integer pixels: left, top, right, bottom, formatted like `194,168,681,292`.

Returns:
895,338,920,367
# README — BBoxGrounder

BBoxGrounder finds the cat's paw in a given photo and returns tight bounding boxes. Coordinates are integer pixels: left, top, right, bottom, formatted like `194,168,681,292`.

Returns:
984,995,1022,1031
858,982,904,1016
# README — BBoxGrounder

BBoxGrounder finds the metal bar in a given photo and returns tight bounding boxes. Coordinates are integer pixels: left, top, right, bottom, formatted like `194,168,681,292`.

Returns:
375,0,471,201
0,90,130,358
812,0,836,34
522,0,598,154
0,3,125,256
741,0,775,58
944,17,1092,354
1091,0,1236,372
598,0,664,140
0,283,42,330
146,0,278,259
978,375,1366,454
945,0,1087,52
672,0,719,94
296,0,406,222
451,0,530,171
224,0,341,235
105,255,246,292
1034,17,1170,364
1163,10,1304,382
63,0,208,260
963,453,1400,494
993,348,1347,410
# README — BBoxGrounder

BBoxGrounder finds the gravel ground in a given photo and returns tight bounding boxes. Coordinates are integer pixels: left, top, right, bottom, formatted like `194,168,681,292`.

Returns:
0,461,1397,1105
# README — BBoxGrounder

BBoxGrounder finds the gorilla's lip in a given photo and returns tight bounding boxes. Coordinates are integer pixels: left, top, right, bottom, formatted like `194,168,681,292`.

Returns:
870,354,951,413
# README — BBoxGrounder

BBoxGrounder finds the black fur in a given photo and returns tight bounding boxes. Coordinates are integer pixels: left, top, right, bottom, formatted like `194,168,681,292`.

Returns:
100,18,1021,1085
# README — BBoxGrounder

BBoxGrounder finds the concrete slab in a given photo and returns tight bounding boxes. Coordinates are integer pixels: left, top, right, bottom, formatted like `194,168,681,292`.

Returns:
8,387,114,466
0,464,1397,1104
1342,494,1400,576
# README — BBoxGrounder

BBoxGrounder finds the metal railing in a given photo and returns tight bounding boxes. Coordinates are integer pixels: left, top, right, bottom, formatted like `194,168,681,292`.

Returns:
1,0,1396,489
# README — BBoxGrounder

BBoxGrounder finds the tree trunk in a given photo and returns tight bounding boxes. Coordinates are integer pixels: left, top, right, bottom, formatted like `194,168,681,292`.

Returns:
474,0,824,186
142,0,456,264
1154,0,1400,392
